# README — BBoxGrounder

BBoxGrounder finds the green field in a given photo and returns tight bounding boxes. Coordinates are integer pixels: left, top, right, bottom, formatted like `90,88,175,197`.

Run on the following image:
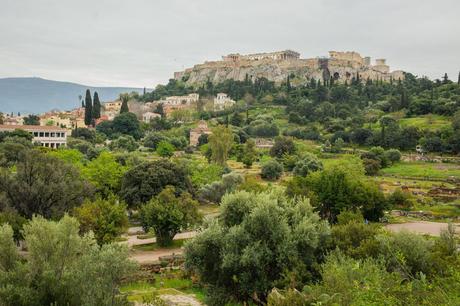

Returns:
398,115,451,130
381,161,460,180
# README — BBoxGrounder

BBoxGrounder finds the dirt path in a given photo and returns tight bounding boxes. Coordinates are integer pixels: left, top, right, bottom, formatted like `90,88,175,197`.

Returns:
386,221,459,236
122,229,197,247
130,248,184,264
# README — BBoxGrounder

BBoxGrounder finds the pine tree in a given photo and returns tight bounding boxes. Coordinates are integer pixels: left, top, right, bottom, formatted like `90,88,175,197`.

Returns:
92,92,101,119
84,89,93,126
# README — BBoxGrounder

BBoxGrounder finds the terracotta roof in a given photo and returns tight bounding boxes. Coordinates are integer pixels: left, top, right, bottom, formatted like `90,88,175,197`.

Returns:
0,125,67,132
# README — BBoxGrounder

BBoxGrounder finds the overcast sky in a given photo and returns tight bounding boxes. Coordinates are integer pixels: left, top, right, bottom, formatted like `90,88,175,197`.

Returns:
1,0,459,87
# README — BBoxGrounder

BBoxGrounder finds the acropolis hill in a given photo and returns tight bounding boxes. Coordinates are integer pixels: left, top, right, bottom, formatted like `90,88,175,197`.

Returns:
174,50,405,86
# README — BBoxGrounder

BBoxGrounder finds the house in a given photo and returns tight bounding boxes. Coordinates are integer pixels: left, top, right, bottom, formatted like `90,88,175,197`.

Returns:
214,93,235,111
189,120,212,146
0,125,67,148
142,112,161,123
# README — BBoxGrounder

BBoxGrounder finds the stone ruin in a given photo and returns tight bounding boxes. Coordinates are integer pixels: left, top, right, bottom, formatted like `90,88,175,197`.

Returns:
174,50,405,86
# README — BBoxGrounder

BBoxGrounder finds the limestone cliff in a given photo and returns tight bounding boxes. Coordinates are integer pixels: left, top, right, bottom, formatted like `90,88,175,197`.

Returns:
174,50,404,86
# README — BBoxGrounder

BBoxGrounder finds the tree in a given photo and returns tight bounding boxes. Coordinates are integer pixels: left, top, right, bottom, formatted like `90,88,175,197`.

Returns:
242,139,257,168
140,186,200,246
293,153,323,176
84,89,93,126
199,172,244,203
0,216,136,305
0,150,91,219
270,136,296,158
208,125,233,166
442,73,449,84
185,190,330,304
120,159,191,208
92,91,101,119
230,112,244,127
261,160,283,180
156,140,175,157
119,93,129,113
109,135,139,152
82,151,126,196
71,127,96,142
111,112,142,139
74,196,128,245
303,160,387,222
23,114,40,125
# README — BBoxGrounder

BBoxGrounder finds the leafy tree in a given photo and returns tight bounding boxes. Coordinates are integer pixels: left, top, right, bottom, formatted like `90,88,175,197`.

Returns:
0,150,91,219
156,140,175,157
199,172,244,203
92,91,101,119
304,158,387,222
109,135,139,152
71,127,96,142
270,136,296,158
82,151,126,196
387,188,414,210
384,149,402,164
74,196,128,245
112,112,142,139
197,133,209,146
0,216,136,306
230,112,244,127
23,114,40,125
120,159,191,208
143,132,168,149
293,153,323,176
185,190,330,304
261,160,283,180
84,89,93,126
140,186,200,246
0,210,27,241
208,125,233,166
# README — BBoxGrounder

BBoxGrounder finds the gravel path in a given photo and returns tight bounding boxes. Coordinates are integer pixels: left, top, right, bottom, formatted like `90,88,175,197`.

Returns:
386,221,459,236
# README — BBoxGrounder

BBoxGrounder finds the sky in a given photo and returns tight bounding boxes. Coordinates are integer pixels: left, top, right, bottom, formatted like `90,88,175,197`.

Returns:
1,0,459,88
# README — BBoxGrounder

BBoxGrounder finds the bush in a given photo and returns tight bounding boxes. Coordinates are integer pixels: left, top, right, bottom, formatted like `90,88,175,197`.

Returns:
156,140,175,157
261,160,283,180
143,132,168,149
199,172,243,203
293,153,323,176
109,135,139,152
384,149,402,164
270,136,296,158
387,188,414,210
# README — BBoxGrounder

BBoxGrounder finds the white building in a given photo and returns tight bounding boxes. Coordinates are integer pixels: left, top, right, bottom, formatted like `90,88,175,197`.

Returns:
158,93,199,106
0,125,67,148
214,93,236,111
142,112,161,123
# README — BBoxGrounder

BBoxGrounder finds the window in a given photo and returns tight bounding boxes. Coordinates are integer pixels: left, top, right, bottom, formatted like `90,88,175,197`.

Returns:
51,132,55,137
45,132,50,137
33,132,38,137
39,132,44,137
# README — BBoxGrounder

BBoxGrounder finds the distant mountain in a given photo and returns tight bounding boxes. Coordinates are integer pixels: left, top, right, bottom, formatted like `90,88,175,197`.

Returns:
0,77,146,114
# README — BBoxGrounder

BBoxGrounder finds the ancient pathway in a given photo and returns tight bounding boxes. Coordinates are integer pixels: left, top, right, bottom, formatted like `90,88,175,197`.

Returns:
386,221,459,236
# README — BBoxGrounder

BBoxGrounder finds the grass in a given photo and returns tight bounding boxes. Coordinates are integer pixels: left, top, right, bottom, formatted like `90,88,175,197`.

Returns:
398,115,450,131
132,239,186,251
381,162,460,180
120,271,206,303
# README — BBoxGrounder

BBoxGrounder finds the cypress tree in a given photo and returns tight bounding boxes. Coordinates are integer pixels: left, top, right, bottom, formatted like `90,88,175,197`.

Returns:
286,75,291,92
442,73,449,84
120,94,129,113
457,71,460,85
84,89,93,126
92,92,101,119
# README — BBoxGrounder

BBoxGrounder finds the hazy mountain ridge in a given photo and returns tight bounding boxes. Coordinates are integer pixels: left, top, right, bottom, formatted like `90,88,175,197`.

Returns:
0,77,145,114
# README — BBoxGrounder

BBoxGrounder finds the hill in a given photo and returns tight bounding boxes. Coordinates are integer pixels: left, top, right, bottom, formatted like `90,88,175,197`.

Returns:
0,77,145,114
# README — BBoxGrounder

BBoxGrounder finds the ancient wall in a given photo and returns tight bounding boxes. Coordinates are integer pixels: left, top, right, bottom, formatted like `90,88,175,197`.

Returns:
174,50,404,86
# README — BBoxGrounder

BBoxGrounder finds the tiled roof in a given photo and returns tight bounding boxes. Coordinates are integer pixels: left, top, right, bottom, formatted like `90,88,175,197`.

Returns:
0,125,67,132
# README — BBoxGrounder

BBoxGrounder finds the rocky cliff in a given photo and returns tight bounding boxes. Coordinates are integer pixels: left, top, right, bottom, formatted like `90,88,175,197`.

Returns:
174,51,404,86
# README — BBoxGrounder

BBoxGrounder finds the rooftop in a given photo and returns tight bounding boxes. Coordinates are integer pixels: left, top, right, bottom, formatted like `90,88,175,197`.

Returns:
0,124,67,132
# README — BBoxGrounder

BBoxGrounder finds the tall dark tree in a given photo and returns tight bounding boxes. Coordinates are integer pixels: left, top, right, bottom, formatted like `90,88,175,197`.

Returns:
457,71,460,85
119,93,129,114
84,89,93,126
286,75,291,92
92,92,101,119
442,73,449,84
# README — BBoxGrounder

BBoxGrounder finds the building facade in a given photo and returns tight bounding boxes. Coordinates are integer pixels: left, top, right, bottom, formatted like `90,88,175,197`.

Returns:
0,125,67,148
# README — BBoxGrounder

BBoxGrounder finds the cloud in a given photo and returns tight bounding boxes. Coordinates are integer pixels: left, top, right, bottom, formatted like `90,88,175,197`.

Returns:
0,0,459,87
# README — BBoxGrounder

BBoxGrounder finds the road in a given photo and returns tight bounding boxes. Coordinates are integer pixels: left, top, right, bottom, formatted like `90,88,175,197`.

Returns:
386,221,459,236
